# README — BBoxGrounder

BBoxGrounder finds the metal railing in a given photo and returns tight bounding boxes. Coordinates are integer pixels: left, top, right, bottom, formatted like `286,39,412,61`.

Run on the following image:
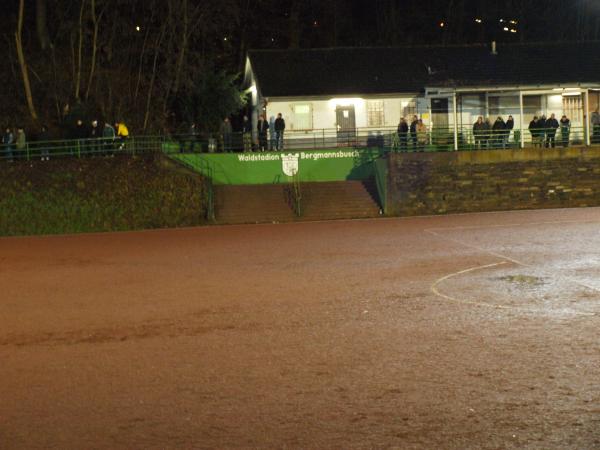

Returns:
0,125,591,163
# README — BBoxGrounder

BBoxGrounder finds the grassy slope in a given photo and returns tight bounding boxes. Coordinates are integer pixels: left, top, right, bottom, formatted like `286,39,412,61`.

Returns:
0,154,207,236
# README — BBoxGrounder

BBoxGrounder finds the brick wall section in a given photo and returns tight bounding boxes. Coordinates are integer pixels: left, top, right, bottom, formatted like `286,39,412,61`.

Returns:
386,147,600,216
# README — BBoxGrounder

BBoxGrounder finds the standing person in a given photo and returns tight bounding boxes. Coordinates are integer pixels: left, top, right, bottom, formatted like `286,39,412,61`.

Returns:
529,116,540,147
257,114,269,152
268,115,276,150
560,114,571,147
416,119,427,151
492,116,506,148
505,115,514,147
409,115,418,151
16,127,26,157
188,122,199,152
242,115,252,152
3,127,14,162
220,118,232,152
89,120,101,155
482,117,492,149
38,124,50,161
397,117,409,151
473,116,485,149
538,115,547,148
274,113,285,150
545,113,559,148
591,109,600,144
102,121,116,156
115,121,129,150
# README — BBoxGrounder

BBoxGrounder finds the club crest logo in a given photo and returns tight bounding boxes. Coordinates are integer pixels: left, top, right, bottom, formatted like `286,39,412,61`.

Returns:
281,153,300,176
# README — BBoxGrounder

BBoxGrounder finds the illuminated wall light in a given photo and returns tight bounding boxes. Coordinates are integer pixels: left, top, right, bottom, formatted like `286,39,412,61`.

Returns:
510,29,517,33
328,98,364,109
503,27,509,31
439,22,445,28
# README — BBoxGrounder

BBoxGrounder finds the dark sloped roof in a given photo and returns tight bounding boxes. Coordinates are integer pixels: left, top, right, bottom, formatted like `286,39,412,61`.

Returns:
248,42,600,97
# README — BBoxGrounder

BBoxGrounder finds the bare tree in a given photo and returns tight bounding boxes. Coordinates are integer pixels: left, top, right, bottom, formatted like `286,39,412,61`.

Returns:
15,0,38,121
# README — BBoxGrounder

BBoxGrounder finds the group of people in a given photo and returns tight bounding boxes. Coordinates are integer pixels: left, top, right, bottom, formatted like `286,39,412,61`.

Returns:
472,115,515,149
255,113,286,152
528,114,571,148
2,120,130,162
181,113,286,153
67,119,130,154
2,126,27,162
397,115,428,151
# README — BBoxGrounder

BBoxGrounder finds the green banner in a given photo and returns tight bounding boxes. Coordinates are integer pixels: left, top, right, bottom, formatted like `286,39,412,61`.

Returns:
171,148,386,185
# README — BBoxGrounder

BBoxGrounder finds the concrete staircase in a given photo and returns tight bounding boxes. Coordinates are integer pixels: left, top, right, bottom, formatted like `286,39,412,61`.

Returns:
214,179,381,225
214,184,296,224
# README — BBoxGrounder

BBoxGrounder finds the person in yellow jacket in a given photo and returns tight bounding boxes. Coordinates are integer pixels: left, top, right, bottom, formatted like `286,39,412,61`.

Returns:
115,122,129,149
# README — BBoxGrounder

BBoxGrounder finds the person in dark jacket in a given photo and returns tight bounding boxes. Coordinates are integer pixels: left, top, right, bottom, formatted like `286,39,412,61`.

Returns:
274,113,285,150
473,116,485,149
529,116,540,147
220,118,232,152
505,115,514,147
560,115,571,148
3,127,14,162
545,113,559,148
409,115,418,150
37,125,50,160
397,117,409,151
257,114,269,151
538,115,547,148
242,115,252,152
482,117,492,149
492,116,506,148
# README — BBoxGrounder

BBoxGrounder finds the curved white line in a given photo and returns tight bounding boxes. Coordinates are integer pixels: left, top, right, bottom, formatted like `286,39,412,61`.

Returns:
431,261,597,317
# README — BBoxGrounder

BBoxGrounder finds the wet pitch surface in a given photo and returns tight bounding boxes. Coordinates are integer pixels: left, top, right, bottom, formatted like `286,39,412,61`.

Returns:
1,208,600,449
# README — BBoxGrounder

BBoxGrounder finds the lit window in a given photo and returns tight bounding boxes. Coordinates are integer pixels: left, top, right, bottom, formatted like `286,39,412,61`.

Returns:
402,100,417,118
367,100,385,127
292,104,312,130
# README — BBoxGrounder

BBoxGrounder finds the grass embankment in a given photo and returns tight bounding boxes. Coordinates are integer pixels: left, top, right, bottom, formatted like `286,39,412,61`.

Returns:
0,153,207,236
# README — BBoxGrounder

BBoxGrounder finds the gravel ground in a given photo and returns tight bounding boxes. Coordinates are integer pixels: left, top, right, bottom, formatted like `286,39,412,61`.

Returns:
1,207,600,449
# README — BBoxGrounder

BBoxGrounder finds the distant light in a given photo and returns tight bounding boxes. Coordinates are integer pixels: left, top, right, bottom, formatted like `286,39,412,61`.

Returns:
313,20,318,27
499,19,504,22
475,18,482,23
439,21,445,28
510,28,517,33
271,37,275,42
503,27,509,31
223,36,228,41
510,20,517,24
135,26,141,31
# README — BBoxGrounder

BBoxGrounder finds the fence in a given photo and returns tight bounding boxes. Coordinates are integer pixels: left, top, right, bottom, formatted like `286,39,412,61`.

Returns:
0,125,592,162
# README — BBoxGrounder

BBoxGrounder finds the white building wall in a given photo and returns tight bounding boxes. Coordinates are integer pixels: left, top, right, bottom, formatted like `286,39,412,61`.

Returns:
266,95,423,132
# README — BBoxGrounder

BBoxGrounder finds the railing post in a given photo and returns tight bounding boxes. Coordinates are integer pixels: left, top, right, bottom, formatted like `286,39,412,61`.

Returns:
26,143,30,161
453,92,458,151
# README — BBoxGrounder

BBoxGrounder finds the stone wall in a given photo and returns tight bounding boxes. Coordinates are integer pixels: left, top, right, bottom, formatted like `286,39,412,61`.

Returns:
385,147,600,216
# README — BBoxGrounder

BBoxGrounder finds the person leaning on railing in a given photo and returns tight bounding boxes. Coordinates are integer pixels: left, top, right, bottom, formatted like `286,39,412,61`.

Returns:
397,117,409,151
115,121,129,150
529,116,540,147
545,113,559,148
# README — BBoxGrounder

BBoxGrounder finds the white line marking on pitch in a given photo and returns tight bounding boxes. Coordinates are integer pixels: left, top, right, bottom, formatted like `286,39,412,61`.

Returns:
430,261,597,316
425,227,600,294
